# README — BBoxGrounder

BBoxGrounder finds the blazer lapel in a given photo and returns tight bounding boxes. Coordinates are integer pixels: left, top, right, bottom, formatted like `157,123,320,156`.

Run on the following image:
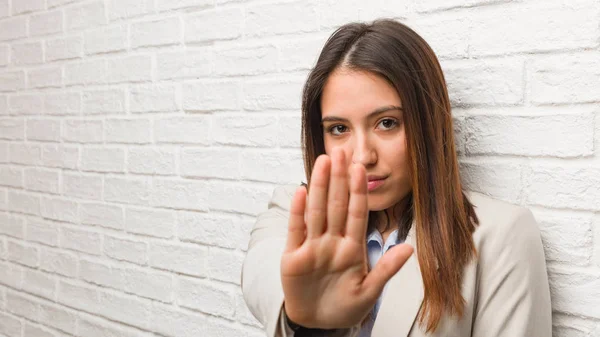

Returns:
371,224,424,337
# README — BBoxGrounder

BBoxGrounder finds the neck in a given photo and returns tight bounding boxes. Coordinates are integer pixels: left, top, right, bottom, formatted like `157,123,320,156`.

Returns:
374,194,411,233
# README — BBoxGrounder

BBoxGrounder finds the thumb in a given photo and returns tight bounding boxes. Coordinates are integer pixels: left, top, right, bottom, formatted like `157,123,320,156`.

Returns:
361,243,414,299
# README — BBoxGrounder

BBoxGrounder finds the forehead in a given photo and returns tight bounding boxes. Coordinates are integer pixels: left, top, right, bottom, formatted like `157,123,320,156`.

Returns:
320,68,402,119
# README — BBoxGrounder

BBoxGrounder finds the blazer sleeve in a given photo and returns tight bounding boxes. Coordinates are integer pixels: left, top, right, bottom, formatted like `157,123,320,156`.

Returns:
240,185,361,337
472,208,552,337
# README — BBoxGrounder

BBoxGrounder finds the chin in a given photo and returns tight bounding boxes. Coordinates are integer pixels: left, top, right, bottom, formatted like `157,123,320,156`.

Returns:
366,195,395,212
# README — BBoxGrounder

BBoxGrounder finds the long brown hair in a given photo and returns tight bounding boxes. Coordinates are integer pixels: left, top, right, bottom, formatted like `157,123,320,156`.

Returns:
300,19,480,333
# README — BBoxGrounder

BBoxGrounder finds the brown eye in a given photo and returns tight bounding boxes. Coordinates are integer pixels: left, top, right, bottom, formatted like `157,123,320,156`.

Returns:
377,118,398,130
328,125,347,136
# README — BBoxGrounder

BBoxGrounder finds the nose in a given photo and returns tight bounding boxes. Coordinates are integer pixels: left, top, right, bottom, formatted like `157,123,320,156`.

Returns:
350,134,377,166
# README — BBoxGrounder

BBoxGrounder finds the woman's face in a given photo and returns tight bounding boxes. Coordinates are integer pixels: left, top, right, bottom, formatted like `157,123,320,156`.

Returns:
320,68,411,211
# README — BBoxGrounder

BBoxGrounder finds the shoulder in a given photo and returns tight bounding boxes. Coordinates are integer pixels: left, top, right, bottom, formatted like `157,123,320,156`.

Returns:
465,190,544,265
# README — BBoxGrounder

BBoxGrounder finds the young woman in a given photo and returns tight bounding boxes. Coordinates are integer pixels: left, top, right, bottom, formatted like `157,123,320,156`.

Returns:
241,19,552,337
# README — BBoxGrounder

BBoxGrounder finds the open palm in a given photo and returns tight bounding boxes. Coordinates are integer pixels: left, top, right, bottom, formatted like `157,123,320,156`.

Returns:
280,148,414,330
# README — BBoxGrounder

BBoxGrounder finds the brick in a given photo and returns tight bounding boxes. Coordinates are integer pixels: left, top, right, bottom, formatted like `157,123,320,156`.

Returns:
463,111,594,157
183,81,241,112
104,176,151,206
79,316,150,337
213,45,277,76
39,301,77,335
12,0,45,14
123,268,172,302
207,247,244,284
24,168,60,194
9,190,41,216
66,1,107,31
277,115,301,148
181,148,239,179
84,25,128,55
246,2,319,37
0,141,6,162
28,67,62,88
0,261,24,289
83,89,126,115
524,166,600,211
12,42,43,65
278,35,328,71
48,0,78,7
157,0,212,11
108,0,154,20
125,207,175,238
0,311,21,337
415,0,503,12
63,173,103,200
46,36,83,62
531,209,593,266
235,289,261,326
240,150,304,184
148,242,207,276
128,147,176,175
107,55,152,83
6,291,39,320
149,304,206,337
470,1,598,56
530,52,600,104
131,17,181,48
8,240,39,267
178,212,242,249
243,78,303,110
315,0,360,31
80,259,124,290
549,267,600,319
0,165,22,187
0,118,25,140
40,197,78,223
204,181,272,215
129,83,179,113
63,119,103,143
104,235,146,265
44,92,81,115
41,144,79,169
40,248,78,277
105,118,151,144
80,202,123,229
461,159,524,202
185,8,243,43
29,9,63,37
0,71,26,92
154,116,210,145
214,114,278,147
60,227,101,255
150,178,209,212
26,119,61,142
26,220,59,246
11,143,42,166
0,187,6,210
0,213,25,238
358,0,410,22
0,45,7,66
23,323,56,337
442,58,524,106
9,94,44,115
81,147,125,173
177,277,233,317
156,50,212,80
23,269,56,300
0,17,27,41
0,0,6,17
65,60,107,85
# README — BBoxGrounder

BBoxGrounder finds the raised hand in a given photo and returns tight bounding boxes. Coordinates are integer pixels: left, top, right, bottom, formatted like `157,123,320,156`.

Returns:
280,148,414,330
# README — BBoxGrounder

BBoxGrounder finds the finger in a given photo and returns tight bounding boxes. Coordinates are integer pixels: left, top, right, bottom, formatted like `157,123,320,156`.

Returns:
326,148,349,237
345,163,369,242
307,154,331,239
284,186,308,253
362,244,414,299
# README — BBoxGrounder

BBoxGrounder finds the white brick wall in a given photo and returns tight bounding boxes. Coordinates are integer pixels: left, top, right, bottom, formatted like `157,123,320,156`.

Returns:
0,0,598,336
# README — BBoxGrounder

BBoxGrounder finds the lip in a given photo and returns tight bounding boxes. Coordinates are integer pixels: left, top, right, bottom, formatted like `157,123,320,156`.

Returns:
367,177,386,192
367,175,388,181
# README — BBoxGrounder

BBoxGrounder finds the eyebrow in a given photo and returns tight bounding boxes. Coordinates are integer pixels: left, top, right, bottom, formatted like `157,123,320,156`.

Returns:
321,105,403,124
